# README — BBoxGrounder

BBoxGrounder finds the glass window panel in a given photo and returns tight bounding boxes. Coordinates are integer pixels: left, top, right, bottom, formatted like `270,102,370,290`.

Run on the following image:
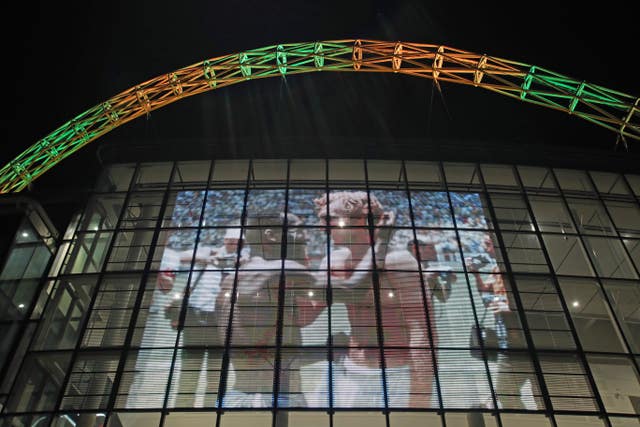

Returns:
130,272,183,348
33,276,98,350
321,190,375,233
169,345,223,408
384,348,436,408
590,171,632,196
114,349,173,409
469,273,527,350
390,412,442,427
602,280,640,353
500,232,549,273
412,230,462,271
431,270,476,348
31,279,55,320
459,231,506,273
162,190,204,228
0,322,20,379
623,239,640,272
500,413,555,426
77,194,125,231
13,221,39,244
446,412,499,427
492,351,544,410
0,245,49,281
554,168,595,194
0,278,40,320
164,411,216,427
246,189,286,221
438,349,494,409
290,159,326,182
410,191,454,228
81,274,142,348
443,162,481,190
106,230,155,271
609,416,640,426
195,232,242,274
288,189,326,228
405,161,443,188
60,351,120,410
451,193,490,229
624,174,640,196
587,354,640,415
178,266,228,345
328,159,365,182
202,190,245,231
202,190,246,227
153,229,198,273
5,352,72,412
329,300,382,408
228,265,280,347
367,160,403,184
24,245,52,278
94,163,136,192
107,412,161,427
517,166,557,192
582,236,638,279
51,413,108,427
288,349,329,407
330,280,379,346
2,415,53,426
541,235,594,276
489,193,534,232
481,164,519,189
0,323,35,395
219,411,271,427
515,275,576,350
528,195,575,233
171,160,210,188
373,244,429,381
223,348,275,408
281,412,330,427
283,272,327,347
566,197,616,236
371,190,411,227
275,348,325,408
538,352,598,412
132,163,173,189
251,159,287,182
120,191,164,229
64,231,113,274
605,199,640,238
333,412,386,427
211,159,249,183
558,277,626,353
286,226,322,267
554,415,606,427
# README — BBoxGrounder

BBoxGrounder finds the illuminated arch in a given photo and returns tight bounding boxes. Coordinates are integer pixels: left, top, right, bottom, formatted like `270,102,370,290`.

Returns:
1,39,638,193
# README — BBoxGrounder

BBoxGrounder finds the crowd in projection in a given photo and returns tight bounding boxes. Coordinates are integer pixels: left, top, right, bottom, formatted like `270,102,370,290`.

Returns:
138,188,537,410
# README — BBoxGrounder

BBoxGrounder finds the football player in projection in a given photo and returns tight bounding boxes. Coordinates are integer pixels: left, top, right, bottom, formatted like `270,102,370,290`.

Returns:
312,191,437,408
157,225,248,407
466,233,537,410
216,211,324,408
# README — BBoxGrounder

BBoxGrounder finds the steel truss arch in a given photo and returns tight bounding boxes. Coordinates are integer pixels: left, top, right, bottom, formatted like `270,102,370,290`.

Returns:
1,39,638,193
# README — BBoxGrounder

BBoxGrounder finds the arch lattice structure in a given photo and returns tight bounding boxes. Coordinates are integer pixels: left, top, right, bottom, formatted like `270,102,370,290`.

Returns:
1,39,639,194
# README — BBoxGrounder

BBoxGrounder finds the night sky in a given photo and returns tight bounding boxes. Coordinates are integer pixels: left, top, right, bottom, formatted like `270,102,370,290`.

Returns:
2,1,639,195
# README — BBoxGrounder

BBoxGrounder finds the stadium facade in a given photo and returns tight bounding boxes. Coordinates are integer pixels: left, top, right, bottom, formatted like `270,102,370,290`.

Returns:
1,35,640,427
0,154,639,427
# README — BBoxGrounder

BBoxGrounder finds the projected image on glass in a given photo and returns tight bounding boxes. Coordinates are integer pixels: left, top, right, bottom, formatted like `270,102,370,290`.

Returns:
127,188,532,410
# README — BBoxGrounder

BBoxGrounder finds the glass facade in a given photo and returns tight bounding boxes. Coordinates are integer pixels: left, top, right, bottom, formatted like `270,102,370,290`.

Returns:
1,159,639,427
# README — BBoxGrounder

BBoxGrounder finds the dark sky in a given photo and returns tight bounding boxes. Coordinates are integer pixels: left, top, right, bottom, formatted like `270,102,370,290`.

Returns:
2,1,639,189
